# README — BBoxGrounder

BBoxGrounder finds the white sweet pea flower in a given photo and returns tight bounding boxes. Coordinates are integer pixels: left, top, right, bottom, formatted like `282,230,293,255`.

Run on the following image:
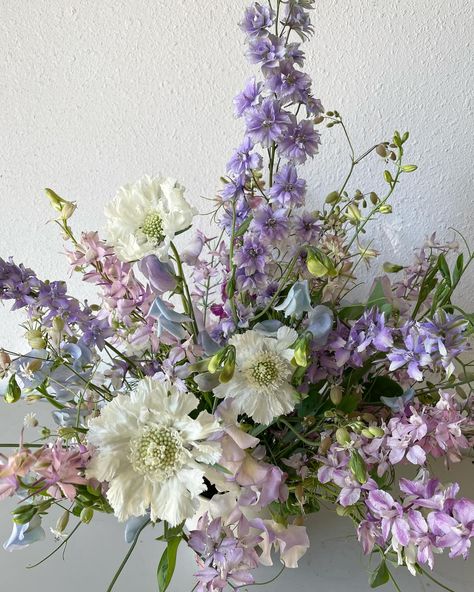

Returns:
213,326,299,425
86,378,221,526
104,175,196,262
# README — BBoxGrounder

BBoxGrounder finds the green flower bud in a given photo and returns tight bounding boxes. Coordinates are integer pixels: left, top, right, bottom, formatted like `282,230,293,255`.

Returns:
80,507,94,524
369,192,379,205
335,427,351,446
55,510,70,534
379,204,393,214
219,358,235,383
325,191,340,205
346,204,362,223
26,329,46,350
361,428,374,439
368,426,385,438
329,384,343,405
383,262,404,273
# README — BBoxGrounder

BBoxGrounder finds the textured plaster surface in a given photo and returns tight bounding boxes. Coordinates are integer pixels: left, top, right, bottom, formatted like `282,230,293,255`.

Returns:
0,1,473,590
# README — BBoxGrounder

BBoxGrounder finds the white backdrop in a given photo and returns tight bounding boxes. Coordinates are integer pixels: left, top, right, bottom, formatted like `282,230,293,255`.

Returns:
0,0,473,590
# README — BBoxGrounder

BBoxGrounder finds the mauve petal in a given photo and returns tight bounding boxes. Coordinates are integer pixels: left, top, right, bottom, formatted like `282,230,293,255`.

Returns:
367,489,395,516
453,499,474,527
393,517,410,547
406,444,426,465
339,486,361,507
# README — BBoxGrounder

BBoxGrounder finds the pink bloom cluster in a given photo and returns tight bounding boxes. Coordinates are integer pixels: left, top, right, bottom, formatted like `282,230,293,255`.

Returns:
359,477,474,571
316,391,473,571
0,440,90,502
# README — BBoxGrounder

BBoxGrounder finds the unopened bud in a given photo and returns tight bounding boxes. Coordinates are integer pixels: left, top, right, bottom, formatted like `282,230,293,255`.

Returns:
0,351,11,371
61,201,77,220
52,317,65,333
325,191,340,205
369,192,379,205
329,385,343,405
313,115,324,124
80,507,94,524
319,436,332,454
346,203,362,223
55,510,70,534
383,262,404,273
361,428,374,439
368,426,385,438
26,330,46,350
335,427,351,446
379,204,392,214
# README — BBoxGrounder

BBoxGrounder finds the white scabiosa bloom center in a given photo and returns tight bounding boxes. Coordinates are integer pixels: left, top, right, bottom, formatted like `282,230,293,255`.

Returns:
141,211,165,243
245,350,290,394
129,425,184,478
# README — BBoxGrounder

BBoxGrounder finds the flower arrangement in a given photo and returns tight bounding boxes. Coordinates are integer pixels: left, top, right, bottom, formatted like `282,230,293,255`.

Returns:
1,1,473,591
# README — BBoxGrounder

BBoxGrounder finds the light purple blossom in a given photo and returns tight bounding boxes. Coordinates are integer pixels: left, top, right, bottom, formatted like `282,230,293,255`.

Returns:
227,137,262,177
387,326,432,381
278,117,321,163
245,98,291,146
252,205,289,242
269,164,306,207
233,78,263,117
240,2,274,38
246,34,286,69
266,60,311,101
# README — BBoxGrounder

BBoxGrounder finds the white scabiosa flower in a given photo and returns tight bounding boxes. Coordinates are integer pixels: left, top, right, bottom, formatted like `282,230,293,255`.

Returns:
86,378,221,526
214,326,299,425
104,175,196,262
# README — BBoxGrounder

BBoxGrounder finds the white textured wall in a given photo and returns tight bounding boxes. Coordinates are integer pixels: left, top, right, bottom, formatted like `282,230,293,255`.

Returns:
0,0,473,590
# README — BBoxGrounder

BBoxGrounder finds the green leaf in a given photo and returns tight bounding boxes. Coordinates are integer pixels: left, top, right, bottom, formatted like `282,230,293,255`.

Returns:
452,253,464,286
437,254,451,285
349,450,367,484
338,304,365,321
400,164,417,173
364,376,403,402
370,559,390,588
234,215,253,237
4,375,21,404
367,278,391,315
157,537,181,592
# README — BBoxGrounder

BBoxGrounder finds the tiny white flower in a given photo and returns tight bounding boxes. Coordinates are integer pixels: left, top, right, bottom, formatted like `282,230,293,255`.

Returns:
213,326,299,425
104,175,196,262
23,412,38,428
86,378,221,526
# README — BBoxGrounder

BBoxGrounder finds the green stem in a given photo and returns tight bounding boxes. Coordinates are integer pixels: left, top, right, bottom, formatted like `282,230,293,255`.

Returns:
105,519,151,592
0,443,44,448
278,418,320,447
27,521,81,569
170,241,199,340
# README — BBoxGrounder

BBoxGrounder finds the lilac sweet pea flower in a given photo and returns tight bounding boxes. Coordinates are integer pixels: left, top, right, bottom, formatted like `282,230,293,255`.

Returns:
3,516,45,551
307,305,334,345
275,280,312,318
387,327,432,381
138,254,177,293
365,490,411,548
148,296,192,340
428,499,474,558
